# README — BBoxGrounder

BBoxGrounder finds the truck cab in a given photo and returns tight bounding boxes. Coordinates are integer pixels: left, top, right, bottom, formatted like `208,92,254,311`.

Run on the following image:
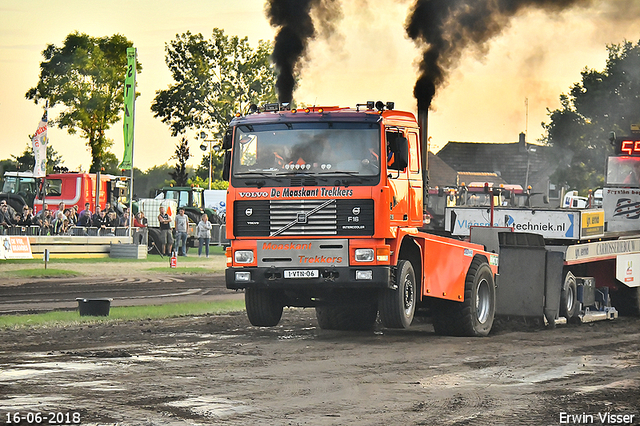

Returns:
0,171,38,212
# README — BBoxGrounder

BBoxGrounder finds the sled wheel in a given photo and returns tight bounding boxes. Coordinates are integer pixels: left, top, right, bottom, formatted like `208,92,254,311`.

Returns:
560,270,578,319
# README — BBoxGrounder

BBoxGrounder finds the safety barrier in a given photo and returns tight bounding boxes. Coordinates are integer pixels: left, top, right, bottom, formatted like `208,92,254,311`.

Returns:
1,225,133,237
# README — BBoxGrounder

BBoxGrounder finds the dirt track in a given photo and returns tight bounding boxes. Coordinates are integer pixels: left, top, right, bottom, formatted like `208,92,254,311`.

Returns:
1,306,639,425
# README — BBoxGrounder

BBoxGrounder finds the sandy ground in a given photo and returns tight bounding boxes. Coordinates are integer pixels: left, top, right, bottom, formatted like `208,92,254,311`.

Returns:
1,306,639,425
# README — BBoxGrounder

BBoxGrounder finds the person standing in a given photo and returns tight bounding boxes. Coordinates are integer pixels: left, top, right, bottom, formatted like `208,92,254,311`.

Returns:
196,213,212,258
158,206,174,256
175,208,188,256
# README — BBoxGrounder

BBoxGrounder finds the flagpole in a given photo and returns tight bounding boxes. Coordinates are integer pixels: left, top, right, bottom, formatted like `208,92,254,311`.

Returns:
127,48,137,238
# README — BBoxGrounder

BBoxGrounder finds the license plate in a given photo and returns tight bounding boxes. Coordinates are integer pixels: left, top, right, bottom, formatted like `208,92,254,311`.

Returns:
284,270,319,279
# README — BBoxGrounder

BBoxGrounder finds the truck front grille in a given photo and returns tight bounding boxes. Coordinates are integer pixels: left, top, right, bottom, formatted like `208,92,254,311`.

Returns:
234,199,374,237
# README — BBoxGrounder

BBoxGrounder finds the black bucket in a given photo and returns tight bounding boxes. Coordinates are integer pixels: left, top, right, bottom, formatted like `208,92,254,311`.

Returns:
76,298,112,316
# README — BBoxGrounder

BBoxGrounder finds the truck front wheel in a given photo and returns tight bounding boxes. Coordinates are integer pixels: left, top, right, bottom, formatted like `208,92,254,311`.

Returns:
432,256,495,337
379,260,416,329
245,288,283,327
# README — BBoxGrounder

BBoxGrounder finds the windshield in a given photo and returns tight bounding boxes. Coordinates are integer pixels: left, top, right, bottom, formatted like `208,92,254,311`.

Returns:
232,122,380,177
2,176,36,194
607,156,640,187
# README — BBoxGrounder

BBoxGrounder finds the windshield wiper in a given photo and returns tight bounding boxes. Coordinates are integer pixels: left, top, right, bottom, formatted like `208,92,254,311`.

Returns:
318,170,361,176
235,171,278,177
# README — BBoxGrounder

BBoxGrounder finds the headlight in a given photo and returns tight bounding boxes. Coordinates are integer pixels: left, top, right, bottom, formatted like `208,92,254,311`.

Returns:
356,270,373,280
355,248,374,262
235,271,251,281
234,250,254,263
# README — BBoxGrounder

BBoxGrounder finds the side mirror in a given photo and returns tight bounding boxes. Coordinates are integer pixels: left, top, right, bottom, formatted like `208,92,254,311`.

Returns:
222,151,232,181
222,128,233,150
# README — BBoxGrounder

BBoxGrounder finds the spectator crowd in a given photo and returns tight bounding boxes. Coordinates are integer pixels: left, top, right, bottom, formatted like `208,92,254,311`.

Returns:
0,200,147,237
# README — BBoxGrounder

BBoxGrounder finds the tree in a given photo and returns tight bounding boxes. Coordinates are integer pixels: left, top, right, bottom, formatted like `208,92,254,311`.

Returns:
543,40,640,193
151,28,277,141
12,143,63,174
195,150,224,183
25,32,142,173
170,137,191,186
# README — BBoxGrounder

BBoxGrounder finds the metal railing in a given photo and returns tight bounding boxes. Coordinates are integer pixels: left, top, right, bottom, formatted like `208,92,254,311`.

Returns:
1,225,133,237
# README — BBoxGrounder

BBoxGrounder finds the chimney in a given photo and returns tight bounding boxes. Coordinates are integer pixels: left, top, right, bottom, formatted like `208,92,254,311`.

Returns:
519,132,527,153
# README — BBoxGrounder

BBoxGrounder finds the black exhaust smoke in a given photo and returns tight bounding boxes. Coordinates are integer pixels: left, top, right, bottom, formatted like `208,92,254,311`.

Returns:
266,0,341,104
406,0,593,111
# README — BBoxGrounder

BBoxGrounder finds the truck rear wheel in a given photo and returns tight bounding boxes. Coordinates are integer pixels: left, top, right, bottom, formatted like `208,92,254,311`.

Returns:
379,260,416,329
315,301,377,331
432,256,495,337
560,271,578,319
245,288,283,327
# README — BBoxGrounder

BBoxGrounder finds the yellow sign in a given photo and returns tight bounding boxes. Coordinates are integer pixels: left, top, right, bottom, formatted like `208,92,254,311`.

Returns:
581,210,605,238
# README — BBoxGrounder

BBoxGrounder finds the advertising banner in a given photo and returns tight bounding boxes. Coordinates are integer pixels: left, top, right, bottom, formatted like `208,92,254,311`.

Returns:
119,47,136,170
446,207,581,240
602,187,640,233
31,111,47,178
0,236,33,260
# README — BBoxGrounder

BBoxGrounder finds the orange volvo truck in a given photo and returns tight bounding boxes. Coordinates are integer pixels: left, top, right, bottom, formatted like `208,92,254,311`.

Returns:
223,101,500,335
223,101,634,334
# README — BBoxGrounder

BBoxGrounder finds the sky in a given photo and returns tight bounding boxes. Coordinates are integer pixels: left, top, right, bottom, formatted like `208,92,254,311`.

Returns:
1,0,640,173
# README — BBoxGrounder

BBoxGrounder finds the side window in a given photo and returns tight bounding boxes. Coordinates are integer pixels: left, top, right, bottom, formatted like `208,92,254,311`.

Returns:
46,179,62,196
408,132,420,174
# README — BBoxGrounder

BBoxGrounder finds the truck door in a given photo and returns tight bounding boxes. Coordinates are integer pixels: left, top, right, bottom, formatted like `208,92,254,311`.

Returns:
386,130,409,226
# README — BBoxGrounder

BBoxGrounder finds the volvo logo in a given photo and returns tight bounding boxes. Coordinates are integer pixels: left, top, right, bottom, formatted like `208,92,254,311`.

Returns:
245,208,253,217
352,207,361,215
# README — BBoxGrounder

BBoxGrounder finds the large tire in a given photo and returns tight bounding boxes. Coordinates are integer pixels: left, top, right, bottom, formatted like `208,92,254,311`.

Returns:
432,257,496,337
245,288,284,327
315,301,378,331
560,270,578,319
185,210,201,224
148,228,162,255
379,260,416,329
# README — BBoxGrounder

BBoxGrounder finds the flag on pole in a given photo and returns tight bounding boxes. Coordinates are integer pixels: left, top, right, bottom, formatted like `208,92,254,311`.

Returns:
119,47,136,170
32,111,48,178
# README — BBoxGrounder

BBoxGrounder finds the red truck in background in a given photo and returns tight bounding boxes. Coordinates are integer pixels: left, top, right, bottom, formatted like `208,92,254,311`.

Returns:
33,172,129,215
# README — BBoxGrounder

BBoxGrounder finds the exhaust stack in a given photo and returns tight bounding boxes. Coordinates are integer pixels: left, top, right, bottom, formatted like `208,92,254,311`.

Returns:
418,109,429,210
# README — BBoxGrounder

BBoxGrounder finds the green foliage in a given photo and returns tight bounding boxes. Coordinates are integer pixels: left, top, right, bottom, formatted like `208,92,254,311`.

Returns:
195,150,225,182
25,32,142,173
543,40,640,192
12,143,64,174
151,28,277,140
0,300,245,329
187,175,229,190
170,137,191,186
133,164,173,198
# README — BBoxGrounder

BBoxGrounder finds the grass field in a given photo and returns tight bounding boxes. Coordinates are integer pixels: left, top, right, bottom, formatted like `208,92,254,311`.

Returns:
3,248,227,278
0,299,246,329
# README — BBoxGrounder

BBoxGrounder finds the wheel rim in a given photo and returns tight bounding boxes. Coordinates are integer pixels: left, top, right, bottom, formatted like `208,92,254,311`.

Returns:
476,278,491,324
403,273,415,315
566,283,575,312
